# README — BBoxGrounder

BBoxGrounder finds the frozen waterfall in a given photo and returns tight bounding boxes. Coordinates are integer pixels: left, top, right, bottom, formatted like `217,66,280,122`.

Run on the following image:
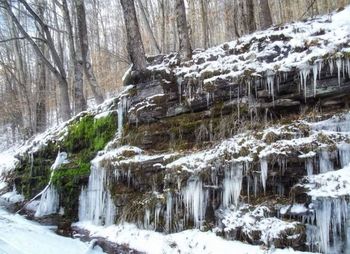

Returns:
78,154,116,226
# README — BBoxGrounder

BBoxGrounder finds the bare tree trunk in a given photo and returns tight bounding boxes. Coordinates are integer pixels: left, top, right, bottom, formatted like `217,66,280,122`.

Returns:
246,0,256,33
175,0,192,61
224,0,235,41
62,0,86,114
200,0,209,49
136,0,161,54
159,0,166,53
35,0,47,133
259,0,273,30
120,0,147,71
75,0,104,105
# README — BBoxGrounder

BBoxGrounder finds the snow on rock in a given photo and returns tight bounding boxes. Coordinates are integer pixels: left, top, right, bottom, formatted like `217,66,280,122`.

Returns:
148,6,350,95
221,205,300,245
280,204,308,215
0,151,19,192
1,186,24,204
74,221,315,254
0,207,104,254
304,164,350,198
0,152,19,175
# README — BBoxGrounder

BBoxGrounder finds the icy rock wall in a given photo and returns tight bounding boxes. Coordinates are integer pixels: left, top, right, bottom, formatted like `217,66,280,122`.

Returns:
305,114,350,253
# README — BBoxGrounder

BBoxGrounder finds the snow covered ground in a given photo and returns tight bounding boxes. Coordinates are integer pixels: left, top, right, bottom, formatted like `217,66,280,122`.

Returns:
0,152,19,192
0,206,104,254
75,222,317,254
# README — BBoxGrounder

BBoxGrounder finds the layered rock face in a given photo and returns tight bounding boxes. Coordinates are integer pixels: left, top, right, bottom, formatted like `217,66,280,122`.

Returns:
3,6,350,254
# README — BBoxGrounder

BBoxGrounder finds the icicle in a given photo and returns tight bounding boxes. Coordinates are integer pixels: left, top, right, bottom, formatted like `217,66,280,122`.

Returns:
346,58,350,79
144,208,151,229
300,67,310,100
166,192,173,232
260,158,268,193
222,163,243,208
310,198,349,253
105,191,116,226
206,92,210,107
182,178,208,228
329,59,334,75
306,158,314,176
319,150,334,173
188,84,192,100
312,64,318,97
154,204,161,230
254,174,258,197
319,60,323,80
338,143,350,168
117,100,124,138
78,157,116,226
336,58,342,86
247,80,251,99
267,74,275,106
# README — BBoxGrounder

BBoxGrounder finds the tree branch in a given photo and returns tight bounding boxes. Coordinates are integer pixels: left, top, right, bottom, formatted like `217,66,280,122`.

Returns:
0,36,46,43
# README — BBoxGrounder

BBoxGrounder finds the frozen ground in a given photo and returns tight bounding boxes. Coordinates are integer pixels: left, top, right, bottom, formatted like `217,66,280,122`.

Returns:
0,206,104,254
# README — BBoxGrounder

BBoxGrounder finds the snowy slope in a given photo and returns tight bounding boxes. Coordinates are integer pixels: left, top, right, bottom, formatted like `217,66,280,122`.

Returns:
75,222,316,254
0,207,104,254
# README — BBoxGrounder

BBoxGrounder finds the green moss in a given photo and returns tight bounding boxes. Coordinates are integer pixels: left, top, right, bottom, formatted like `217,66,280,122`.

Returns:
51,159,91,220
48,113,117,220
14,113,118,220
64,113,117,153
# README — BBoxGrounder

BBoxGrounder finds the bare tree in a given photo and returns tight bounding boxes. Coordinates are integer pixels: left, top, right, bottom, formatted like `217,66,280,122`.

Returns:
259,0,273,30
246,0,256,33
175,0,192,61
200,0,209,49
35,0,47,133
75,0,104,105
120,0,147,71
2,0,72,121
61,0,86,114
136,0,161,54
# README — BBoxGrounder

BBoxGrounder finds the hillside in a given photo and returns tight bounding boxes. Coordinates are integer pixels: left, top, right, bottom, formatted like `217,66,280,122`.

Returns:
1,6,350,254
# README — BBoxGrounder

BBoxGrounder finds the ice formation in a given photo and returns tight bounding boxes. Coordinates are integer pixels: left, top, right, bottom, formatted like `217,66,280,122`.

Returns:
78,155,116,226
182,178,208,228
31,152,67,217
35,185,59,217
222,163,243,208
306,198,350,254
260,158,268,193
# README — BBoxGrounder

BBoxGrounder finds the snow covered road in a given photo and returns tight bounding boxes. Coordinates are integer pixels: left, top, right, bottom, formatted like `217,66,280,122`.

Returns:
0,206,104,254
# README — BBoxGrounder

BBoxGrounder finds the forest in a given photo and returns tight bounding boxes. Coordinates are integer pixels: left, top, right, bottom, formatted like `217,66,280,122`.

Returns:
1,1,350,254
0,0,347,144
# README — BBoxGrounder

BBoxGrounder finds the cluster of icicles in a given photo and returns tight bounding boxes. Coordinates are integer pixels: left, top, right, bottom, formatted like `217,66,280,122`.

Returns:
76,113,350,254
182,56,350,108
